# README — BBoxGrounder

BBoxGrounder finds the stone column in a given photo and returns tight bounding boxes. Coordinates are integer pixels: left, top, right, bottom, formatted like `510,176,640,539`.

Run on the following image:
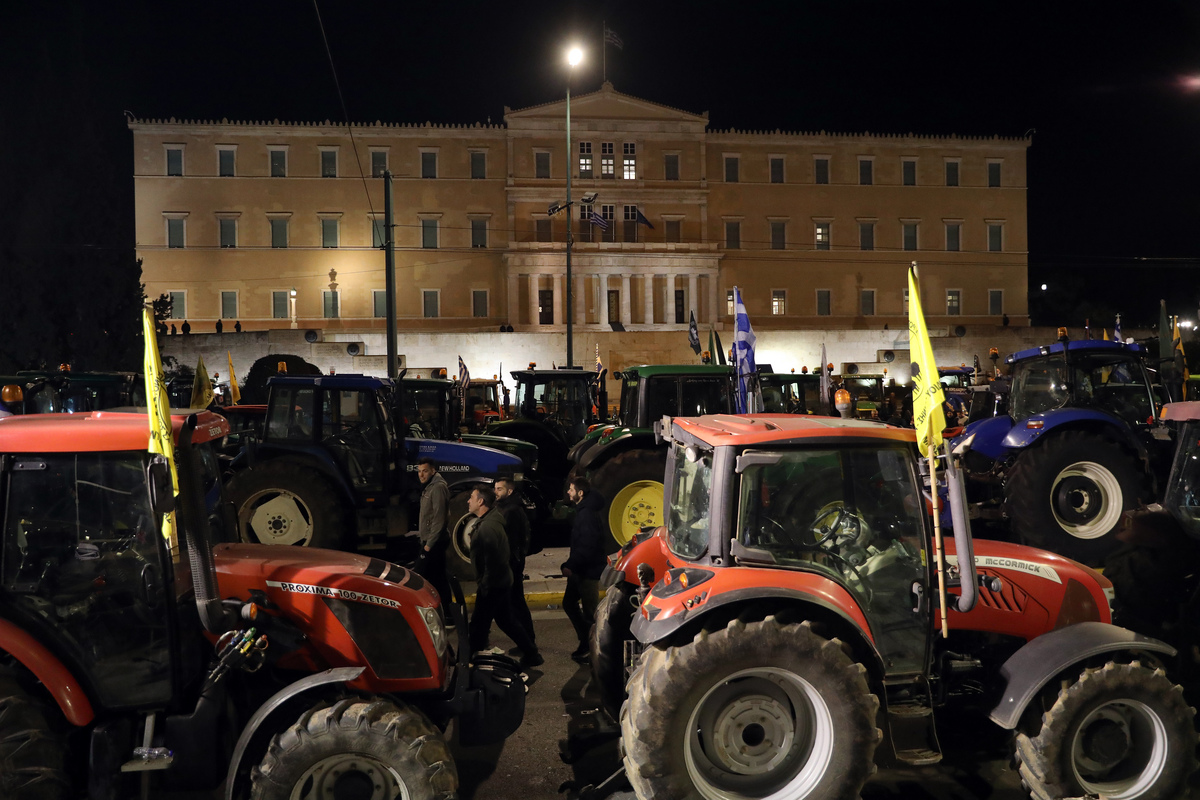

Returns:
688,273,699,321
552,273,563,326
708,274,719,325
598,273,610,327
621,274,633,326
528,274,540,326
666,273,677,324
507,271,519,325
575,274,586,325
643,274,655,325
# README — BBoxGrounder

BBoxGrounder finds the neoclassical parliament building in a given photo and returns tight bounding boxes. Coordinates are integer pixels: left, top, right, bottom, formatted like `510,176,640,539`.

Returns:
130,82,1029,336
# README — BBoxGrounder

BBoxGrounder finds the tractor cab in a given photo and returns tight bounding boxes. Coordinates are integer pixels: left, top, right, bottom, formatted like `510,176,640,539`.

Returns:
759,372,821,414
506,368,602,445
459,378,506,432
2,370,143,414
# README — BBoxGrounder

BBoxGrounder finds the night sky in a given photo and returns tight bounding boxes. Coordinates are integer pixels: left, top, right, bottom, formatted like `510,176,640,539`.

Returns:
6,0,1200,326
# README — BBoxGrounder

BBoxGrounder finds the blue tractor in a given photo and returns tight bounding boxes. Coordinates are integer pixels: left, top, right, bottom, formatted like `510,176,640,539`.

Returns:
957,337,1173,566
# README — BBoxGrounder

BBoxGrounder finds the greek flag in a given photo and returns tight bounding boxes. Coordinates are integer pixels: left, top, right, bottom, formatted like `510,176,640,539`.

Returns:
457,355,471,392
732,287,760,414
1114,313,1122,343
604,26,624,49
589,211,609,230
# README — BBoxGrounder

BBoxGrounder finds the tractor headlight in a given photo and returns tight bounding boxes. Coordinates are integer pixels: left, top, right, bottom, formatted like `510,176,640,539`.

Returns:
417,605,448,657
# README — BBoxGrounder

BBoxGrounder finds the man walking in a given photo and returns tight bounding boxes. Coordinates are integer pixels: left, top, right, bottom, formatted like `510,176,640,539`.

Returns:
415,459,452,611
562,476,607,663
467,486,542,669
494,477,535,649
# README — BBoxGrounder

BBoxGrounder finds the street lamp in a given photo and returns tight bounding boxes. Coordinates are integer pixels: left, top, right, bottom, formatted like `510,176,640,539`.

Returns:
289,287,298,329
565,45,583,368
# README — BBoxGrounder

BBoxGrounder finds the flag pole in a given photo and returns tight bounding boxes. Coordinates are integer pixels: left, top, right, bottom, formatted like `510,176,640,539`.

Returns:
602,21,607,82
930,441,948,638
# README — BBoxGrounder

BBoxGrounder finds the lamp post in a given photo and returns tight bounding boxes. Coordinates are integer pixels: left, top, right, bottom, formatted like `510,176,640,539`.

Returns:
289,287,297,329
565,45,582,368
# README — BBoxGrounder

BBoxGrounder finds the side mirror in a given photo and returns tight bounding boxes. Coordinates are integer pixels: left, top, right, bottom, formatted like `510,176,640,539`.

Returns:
148,456,176,517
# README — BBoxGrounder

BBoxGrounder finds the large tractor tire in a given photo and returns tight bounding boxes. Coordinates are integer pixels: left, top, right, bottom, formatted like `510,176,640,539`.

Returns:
589,582,635,721
1005,432,1140,566
590,448,668,552
0,670,70,800
446,490,477,582
251,696,456,800
621,616,881,800
1015,660,1197,800
227,462,349,550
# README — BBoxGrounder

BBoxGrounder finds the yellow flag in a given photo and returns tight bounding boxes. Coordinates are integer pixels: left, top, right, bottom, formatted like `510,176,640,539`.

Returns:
1174,317,1190,384
142,307,179,544
190,355,214,409
908,263,947,457
227,351,241,405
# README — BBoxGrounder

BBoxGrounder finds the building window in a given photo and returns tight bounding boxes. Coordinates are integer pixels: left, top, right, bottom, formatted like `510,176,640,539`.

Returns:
535,218,552,243
579,142,593,178
665,219,681,243
903,288,910,314
814,157,830,184
272,291,288,319
858,222,874,251
219,218,237,248
727,290,735,316
902,223,918,251
946,289,961,316
988,161,1002,187
902,159,916,186
601,205,615,242
772,290,786,316
988,223,1003,252
166,147,183,176
770,221,786,250
725,221,741,249
534,151,550,179
321,218,339,248
423,290,439,318
861,289,875,316
371,217,385,248
623,142,637,179
540,290,555,325
470,151,486,179
270,218,288,248
817,289,831,316
858,159,873,185
421,219,439,248
664,153,679,181
320,149,337,178
989,289,1004,316
218,147,236,177
769,156,784,184
371,150,388,177
472,290,488,318
373,290,387,318
166,217,185,248
946,223,961,252
471,218,487,248
421,151,438,179
724,156,739,183
623,205,640,242
673,289,685,324
323,291,340,319
601,142,614,178
169,291,186,319
945,160,960,187
221,291,238,319
577,204,593,242
815,222,830,251
269,149,287,177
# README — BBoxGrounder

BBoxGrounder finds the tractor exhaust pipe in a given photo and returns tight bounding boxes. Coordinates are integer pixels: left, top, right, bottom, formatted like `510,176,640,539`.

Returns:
177,414,235,635
946,437,978,614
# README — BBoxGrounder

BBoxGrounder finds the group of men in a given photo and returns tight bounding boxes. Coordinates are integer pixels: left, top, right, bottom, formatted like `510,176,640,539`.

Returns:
414,458,607,670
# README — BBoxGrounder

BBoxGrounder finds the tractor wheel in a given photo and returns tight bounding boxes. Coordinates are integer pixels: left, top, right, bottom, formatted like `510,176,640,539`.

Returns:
446,490,477,582
1105,530,1200,634
1005,432,1140,566
227,462,349,550
590,582,635,721
0,670,70,800
621,616,880,800
251,696,456,800
1015,660,1197,800
590,449,668,552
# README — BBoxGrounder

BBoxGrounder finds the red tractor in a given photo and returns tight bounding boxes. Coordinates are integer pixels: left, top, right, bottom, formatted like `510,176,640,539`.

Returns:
0,409,524,799
597,413,1196,800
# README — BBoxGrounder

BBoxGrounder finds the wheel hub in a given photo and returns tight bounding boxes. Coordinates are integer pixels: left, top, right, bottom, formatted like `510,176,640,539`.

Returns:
709,692,797,773
608,480,664,546
1049,461,1124,539
1070,699,1169,798
1054,476,1102,524
290,753,409,800
245,492,313,546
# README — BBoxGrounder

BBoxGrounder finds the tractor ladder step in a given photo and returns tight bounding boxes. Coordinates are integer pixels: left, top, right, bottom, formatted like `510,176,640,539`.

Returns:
886,702,943,766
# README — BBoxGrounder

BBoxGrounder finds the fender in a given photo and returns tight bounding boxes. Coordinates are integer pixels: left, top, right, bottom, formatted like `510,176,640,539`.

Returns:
957,415,1014,462
988,622,1175,730
602,527,670,589
224,666,365,800
579,429,656,472
405,439,523,481
1002,409,1147,460
0,617,94,726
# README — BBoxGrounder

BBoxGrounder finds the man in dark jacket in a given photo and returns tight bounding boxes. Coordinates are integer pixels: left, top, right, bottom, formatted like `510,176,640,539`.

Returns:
562,476,607,662
467,486,542,669
415,459,452,610
494,478,535,649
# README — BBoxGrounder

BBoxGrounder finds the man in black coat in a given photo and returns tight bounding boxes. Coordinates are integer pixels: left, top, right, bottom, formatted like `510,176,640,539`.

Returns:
467,486,542,669
495,477,535,650
562,476,607,662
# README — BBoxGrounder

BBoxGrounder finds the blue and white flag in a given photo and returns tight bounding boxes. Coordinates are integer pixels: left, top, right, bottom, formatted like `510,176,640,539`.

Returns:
1114,313,1122,343
457,355,471,392
596,344,603,373
589,211,609,230
604,26,624,49
819,342,831,415
732,286,759,413
635,208,654,229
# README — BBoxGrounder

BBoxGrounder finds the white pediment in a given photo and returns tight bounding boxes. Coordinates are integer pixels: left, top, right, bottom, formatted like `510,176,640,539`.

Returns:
505,82,708,130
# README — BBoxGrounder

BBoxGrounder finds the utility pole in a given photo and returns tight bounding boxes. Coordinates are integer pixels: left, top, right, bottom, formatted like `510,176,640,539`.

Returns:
384,171,398,379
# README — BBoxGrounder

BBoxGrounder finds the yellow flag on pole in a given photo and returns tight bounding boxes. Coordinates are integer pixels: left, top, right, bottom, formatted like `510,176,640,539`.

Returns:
190,356,214,409
1173,317,1190,384
142,307,179,544
227,352,241,405
907,263,947,457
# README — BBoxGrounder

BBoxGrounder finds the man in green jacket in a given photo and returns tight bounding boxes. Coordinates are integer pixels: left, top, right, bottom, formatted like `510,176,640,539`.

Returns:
467,485,542,670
